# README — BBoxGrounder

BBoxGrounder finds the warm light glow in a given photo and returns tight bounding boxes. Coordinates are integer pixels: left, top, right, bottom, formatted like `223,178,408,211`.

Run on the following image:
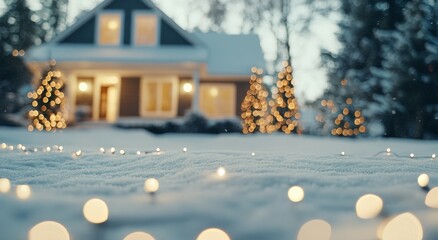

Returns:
355,194,383,219
110,147,116,154
156,148,161,152
78,82,88,92
29,221,70,240
417,174,429,188
83,198,109,224
107,20,119,30
410,153,414,158
425,187,438,208
124,232,156,240
382,212,423,240
16,185,31,200
196,228,231,240
74,150,82,157
120,149,125,155
217,167,226,177
297,219,331,240
251,152,255,156
341,151,345,156
288,186,304,203
100,147,105,153
137,151,141,155
144,178,159,193
0,178,11,193
183,83,193,93
432,153,436,159
209,87,219,97
182,147,187,153
386,148,391,153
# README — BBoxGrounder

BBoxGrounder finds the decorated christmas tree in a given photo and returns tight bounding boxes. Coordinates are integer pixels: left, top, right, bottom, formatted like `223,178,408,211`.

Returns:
27,63,67,131
266,61,302,134
241,67,269,134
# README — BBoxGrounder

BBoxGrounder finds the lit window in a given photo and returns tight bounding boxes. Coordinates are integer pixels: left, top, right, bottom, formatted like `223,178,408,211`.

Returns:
99,13,122,45
134,14,157,46
200,84,236,118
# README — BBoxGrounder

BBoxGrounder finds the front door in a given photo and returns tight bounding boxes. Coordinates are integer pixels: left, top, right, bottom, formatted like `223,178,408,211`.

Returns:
93,75,120,122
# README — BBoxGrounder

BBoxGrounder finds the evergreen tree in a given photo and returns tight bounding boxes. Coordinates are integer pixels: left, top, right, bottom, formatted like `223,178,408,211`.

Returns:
28,64,67,132
377,0,438,138
241,67,269,134
318,0,407,136
267,61,302,134
38,0,69,42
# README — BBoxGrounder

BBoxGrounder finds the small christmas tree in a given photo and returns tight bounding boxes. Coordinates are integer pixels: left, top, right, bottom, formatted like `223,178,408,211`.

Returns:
266,61,302,134
241,67,269,134
321,79,366,137
27,63,67,131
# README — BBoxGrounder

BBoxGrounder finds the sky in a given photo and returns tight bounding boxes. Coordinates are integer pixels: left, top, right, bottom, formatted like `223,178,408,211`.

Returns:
1,0,340,101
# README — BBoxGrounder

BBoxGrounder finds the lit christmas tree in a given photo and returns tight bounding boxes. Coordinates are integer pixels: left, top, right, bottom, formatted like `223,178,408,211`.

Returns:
320,79,366,137
266,61,302,134
27,63,67,131
241,67,269,134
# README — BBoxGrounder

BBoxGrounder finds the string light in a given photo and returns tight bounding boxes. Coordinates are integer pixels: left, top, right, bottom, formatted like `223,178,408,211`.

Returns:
144,178,159,194
0,178,11,193
124,232,155,240
29,221,70,240
100,147,105,154
110,147,116,154
417,174,429,188
196,228,231,240
297,219,331,240
241,67,269,134
355,194,383,219
425,187,438,208
156,148,161,153
432,154,436,159
382,212,423,240
83,198,109,224
410,153,415,158
74,150,82,157
251,152,255,156
136,151,142,155
182,147,187,153
119,149,125,155
217,167,226,177
27,65,67,132
288,186,304,203
341,151,345,156
16,185,31,200
266,61,302,134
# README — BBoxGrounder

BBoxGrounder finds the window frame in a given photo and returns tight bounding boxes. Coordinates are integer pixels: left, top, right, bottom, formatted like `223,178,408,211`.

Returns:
199,83,236,118
131,10,160,47
96,10,124,46
140,76,178,118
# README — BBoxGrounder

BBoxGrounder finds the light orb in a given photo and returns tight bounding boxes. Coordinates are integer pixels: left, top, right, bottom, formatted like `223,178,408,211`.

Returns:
432,153,436,159
74,150,82,157
417,173,429,188
120,149,125,155
99,147,105,153
144,178,159,193
45,146,51,152
1,143,6,149
156,148,161,152
355,194,383,219
382,212,423,240
410,153,414,158
341,151,345,156
137,151,141,155
288,186,305,203
297,219,331,240
58,146,63,152
196,228,231,240
217,167,226,177
0,178,11,193
425,187,438,208
16,185,31,200
183,147,187,153
386,148,391,153
110,147,116,154
251,152,255,156
182,83,193,93
123,232,156,240
83,198,109,224
9,145,14,151
29,221,70,240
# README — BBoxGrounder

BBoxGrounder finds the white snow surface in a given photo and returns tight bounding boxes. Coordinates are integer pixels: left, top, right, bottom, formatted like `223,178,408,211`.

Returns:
0,126,438,240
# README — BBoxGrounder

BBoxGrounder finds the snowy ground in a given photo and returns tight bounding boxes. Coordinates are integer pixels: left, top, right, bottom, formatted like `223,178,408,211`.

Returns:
0,125,437,240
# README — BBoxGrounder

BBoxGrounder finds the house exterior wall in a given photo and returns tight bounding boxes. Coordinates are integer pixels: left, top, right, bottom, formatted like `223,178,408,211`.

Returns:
119,77,140,116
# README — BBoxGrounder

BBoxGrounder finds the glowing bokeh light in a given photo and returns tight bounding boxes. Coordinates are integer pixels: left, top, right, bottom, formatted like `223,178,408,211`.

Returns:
355,194,383,219
137,151,141,155
386,148,391,153
16,185,31,200
432,153,436,159
182,83,193,93
156,148,161,152
29,221,70,240
144,178,159,193
341,151,345,156
0,178,11,193
110,147,116,154
251,152,255,156
100,147,105,153
83,198,109,224
417,173,429,188
217,167,226,177
382,212,423,240
120,149,125,155
425,187,438,208
297,219,331,240
123,232,156,240
183,147,187,153
78,82,88,92
288,186,304,203
74,150,82,157
196,228,231,240
410,153,414,158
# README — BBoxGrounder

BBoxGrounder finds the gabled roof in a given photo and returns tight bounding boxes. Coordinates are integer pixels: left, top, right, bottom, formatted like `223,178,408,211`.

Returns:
51,0,204,47
195,32,265,76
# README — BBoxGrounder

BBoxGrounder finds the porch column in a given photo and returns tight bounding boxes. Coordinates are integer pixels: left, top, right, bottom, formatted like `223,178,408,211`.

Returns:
191,70,200,113
65,71,76,123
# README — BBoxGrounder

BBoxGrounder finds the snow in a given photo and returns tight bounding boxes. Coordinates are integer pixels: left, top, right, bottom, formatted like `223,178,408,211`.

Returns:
0,126,438,240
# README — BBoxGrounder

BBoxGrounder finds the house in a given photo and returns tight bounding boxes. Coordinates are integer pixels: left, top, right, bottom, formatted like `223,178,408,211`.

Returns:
26,0,265,123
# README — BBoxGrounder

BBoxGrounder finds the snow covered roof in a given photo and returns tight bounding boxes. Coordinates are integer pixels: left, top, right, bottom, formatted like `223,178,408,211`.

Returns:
194,32,266,76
